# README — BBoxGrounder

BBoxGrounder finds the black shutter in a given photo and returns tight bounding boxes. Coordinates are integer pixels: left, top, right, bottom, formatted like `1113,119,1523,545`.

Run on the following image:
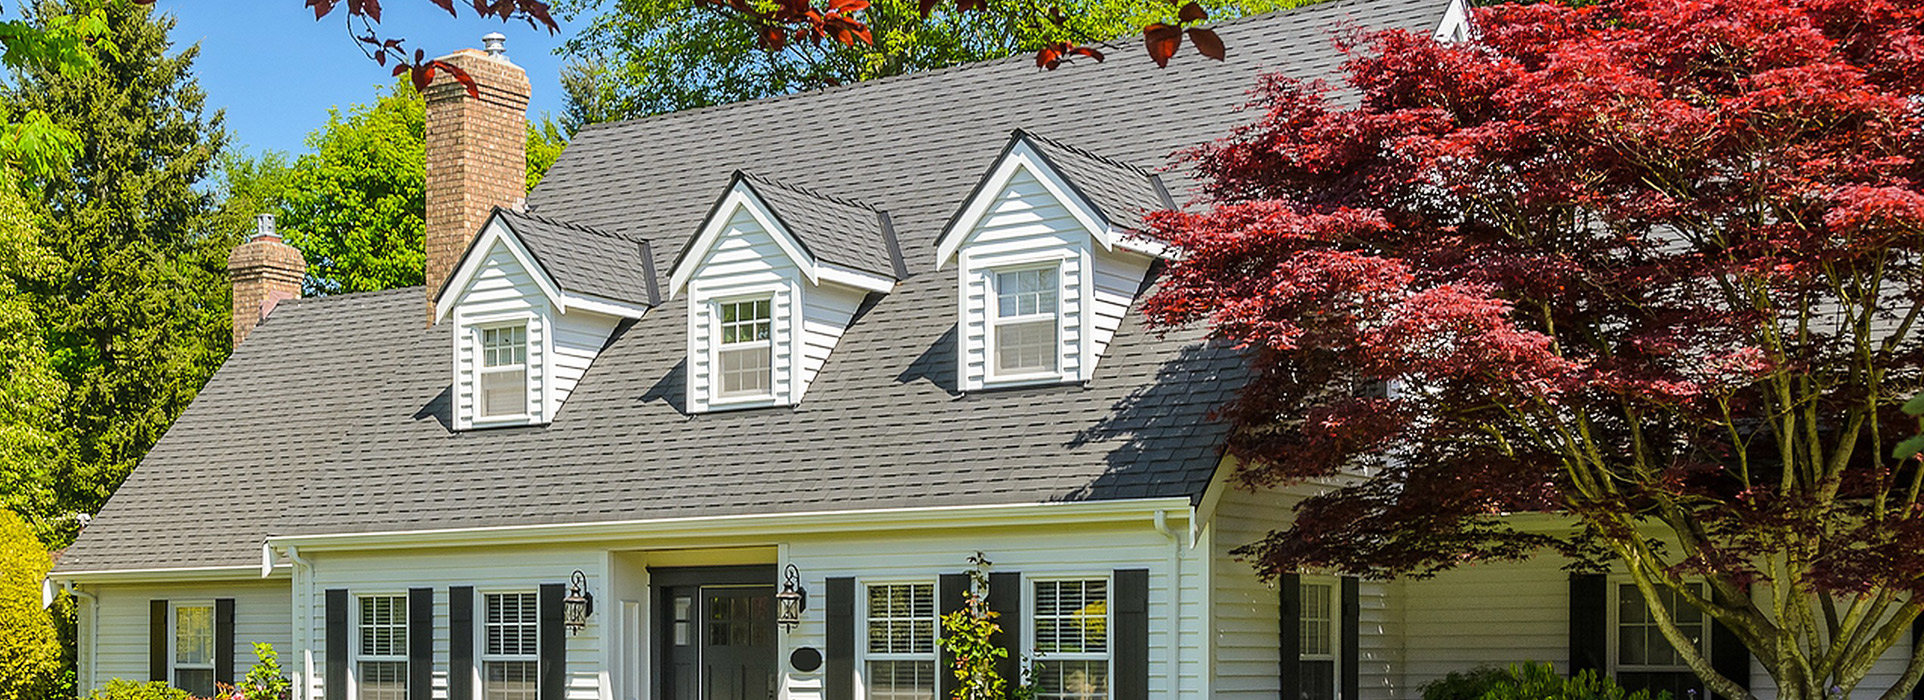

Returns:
826,577,855,700
1279,574,1301,700
1341,578,1360,700
1570,574,1608,676
988,572,1021,688
150,600,169,683
1113,569,1150,700
938,573,969,699
409,588,433,700
1710,589,1749,700
539,583,565,700
326,589,349,700
215,598,237,685
450,586,474,700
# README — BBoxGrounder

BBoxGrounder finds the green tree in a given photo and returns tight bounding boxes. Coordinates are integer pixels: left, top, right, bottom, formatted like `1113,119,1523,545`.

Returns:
554,0,1303,126
0,509,60,700
257,80,566,295
0,175,67,545
3,0,234,549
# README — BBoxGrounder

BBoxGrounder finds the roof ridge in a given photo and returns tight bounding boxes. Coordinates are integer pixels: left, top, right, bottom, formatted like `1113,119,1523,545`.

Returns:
571,1,1359,140
1018,129,1157,179
278,285,424,309
510,208,649,244
738,170,880,213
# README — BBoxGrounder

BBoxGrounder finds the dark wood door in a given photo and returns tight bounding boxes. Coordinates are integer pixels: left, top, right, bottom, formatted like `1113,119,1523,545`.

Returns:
654,567,778,700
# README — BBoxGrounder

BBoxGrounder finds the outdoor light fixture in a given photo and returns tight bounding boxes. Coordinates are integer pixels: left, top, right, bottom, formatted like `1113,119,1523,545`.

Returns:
776,564,807,632
563,570,594,634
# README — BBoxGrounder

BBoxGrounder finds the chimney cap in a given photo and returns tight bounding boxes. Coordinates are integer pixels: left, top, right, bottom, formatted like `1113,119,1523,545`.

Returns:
482,32,508,61
252,213,278,241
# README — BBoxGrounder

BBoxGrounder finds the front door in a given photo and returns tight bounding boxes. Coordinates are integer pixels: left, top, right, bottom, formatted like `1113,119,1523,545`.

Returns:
654,567,778,700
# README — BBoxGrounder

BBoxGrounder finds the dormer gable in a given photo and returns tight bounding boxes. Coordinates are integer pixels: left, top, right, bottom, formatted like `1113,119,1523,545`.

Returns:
668,172,901,412
936,130,1176,392
434,208,656,429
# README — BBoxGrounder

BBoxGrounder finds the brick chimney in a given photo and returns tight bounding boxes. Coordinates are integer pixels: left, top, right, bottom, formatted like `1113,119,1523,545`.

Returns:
424,34,531,321
227,213,306,348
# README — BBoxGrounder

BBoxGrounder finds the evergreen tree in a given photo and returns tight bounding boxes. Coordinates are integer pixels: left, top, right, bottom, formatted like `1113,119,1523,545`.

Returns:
4,0,233,548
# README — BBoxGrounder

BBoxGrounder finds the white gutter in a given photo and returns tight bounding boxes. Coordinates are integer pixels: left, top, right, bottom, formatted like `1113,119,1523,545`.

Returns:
265,498,1194,552
1154,509,1184,696
54,564,290,584
284,546,315,700
63,583,99,693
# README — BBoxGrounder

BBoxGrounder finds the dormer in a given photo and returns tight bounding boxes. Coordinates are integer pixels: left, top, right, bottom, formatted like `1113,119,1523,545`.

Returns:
936,130,1175,391
434,208,656,429
668,172,902,412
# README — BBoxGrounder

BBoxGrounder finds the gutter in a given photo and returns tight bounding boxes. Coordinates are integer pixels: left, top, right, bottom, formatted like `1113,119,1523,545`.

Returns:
264,498,1195,552
53,564,291,584
1154,509,1184,696
282,546,315,700
63,583,98,693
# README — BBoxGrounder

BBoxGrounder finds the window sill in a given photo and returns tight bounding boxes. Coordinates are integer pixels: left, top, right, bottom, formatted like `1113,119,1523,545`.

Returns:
981,372,1074,388
704,394,787,412
469,414,540,429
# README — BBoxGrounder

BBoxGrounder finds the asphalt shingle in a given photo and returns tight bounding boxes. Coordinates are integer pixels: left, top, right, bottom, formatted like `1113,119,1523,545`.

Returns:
737,172,902,279
499,209,657,308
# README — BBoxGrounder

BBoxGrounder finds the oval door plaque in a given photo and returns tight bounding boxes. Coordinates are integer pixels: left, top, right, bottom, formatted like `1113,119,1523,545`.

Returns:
790,647,824,673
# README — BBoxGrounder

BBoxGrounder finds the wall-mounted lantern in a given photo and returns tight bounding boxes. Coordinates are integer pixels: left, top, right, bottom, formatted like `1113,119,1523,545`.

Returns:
776,564,807,632
563,570,594,634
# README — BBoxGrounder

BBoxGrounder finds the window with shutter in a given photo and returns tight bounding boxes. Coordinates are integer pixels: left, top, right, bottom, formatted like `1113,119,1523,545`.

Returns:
863,582,938,700
357,595,409,700
171,603,217,697
1297,582,1338,700
1032,578,1109,700
484,592,540,700
1614,583,1709,699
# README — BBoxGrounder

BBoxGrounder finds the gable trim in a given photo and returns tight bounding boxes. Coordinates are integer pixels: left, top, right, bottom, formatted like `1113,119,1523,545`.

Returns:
935,135,1109,269
434,210,652,323
668,177,820,298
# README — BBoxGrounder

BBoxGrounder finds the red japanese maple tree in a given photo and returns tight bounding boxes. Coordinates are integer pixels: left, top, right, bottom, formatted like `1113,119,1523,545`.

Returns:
1142,0,1924,698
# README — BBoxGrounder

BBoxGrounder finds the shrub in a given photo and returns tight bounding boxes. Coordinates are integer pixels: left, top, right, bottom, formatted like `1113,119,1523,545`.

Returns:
1422,666,1512,700
84,679,192,700
0,509,60,700
235,643,291,700
1437,663,1671,700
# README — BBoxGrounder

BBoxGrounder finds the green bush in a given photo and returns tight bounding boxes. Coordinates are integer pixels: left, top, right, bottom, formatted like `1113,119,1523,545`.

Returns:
236,643,291,700
1429,663,1671,700
0,509,60,700
83,679,192,700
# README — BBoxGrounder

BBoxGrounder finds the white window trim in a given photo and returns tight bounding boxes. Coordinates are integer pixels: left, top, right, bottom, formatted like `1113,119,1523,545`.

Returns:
856,579,942,700
1023,573,1114,700
983,260,1069,387
351,593,409,700
473,320,534,425
1607,579,1711,678
479,590,541,700
168,600,217,695
1297,577,1342,700
711,293,778,405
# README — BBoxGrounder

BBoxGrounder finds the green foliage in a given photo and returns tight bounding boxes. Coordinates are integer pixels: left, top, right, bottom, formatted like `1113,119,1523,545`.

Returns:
938,552,1035,700
1420,666,1513,700
1441,664,1670,700
2,0,233,550
235,643,291,700
0,510,60,700
554,0,1308,126
0,175,65,544
0,7,108,177
1893,393,1924,462
248,80,565,295
83,679,191,700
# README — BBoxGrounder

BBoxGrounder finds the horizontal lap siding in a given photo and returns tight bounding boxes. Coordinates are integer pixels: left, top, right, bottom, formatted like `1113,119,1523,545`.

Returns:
798,285,865,398
1089,251,1151,369
688,209,800,412
958,169,1088,389
1210,482,1404,700
453,243,551,426
549,311,620,417
780,523,1209,700
85,579,292,695
303,546,608,700
1401,557,1567,686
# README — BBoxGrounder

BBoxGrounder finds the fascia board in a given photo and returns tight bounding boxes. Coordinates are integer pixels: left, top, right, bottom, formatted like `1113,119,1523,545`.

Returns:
434,216,571,323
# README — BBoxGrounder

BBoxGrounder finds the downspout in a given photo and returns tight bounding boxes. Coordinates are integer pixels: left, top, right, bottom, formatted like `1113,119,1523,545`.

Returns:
63,582,99,694
284,546,314,700
1154,510,1182,696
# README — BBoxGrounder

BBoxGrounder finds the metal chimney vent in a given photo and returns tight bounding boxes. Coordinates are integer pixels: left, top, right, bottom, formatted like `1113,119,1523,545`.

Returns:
483,32,508,60
253,213,277,241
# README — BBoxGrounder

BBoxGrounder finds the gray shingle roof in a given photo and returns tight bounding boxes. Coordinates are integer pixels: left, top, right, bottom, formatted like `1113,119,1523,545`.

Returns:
736,172,903,279
498,209,658,308
55,0,1450,572
1018,130,1173,232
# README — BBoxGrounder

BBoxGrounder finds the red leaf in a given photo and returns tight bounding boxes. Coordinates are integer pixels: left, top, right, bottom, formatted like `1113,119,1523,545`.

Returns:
361,0,383,23
1070,46,1105,62
1177,1,1206,23
391,63,408,77
434,60,480,98
410,64,435,93
306,0,336,19
918,0,941,15
1144,23,1181,67
1188,27,1224,60
429,0,457,16
523,1,559,33
1036,46,1061,69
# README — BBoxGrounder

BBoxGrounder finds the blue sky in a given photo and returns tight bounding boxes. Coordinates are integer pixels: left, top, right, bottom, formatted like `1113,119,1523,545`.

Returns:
158,1,582,156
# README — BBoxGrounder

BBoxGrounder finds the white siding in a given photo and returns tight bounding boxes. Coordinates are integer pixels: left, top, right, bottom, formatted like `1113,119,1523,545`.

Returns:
1209,481,1403,700
956,168,1089,391
300,545,610,700
1089,250,1153,372
798,284,866,398
549,310,621,416
451,240,552,429
1400,557,1568,686
79,578,292,695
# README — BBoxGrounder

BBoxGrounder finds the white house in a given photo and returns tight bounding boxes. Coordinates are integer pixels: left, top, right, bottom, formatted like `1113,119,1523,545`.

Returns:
48,1,1918,699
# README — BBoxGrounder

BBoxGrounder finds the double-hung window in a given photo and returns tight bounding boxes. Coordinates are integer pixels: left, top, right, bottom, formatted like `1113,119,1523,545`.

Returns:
864,582,938,700
1615,583,1708,699
171,603,216,697
717,298,773,398
357,595,408,700
1032,578,1109,700
479,324,529,418
1297,581,1338,700
484,592,540,700
991,267,1059,378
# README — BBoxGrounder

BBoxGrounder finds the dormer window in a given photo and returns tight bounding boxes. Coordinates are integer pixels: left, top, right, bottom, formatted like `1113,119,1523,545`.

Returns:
479,324,529,418
717,298,774,399
992,266,1061,378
